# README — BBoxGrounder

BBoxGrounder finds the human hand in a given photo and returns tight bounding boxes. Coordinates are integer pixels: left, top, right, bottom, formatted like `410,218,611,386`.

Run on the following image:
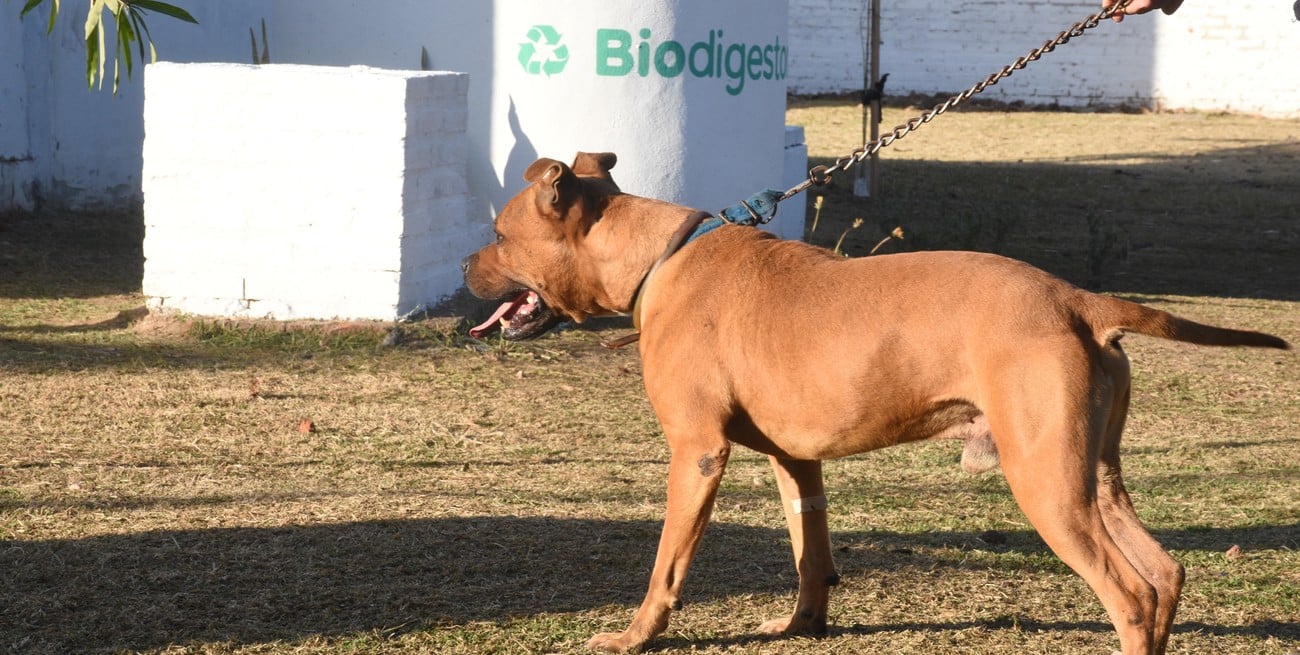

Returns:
1104,0,1184,22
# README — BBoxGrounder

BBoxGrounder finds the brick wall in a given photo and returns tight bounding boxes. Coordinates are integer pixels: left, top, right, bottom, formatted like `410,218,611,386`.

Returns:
787,0,1300,118
141,63,471,320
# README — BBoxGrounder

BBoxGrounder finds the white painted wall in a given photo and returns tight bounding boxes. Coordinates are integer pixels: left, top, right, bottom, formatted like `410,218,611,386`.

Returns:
778,126,809,241
787,0,1300,118
1146,4,1300,117
251,0,495,247
1,9,35,209
142,64,471,320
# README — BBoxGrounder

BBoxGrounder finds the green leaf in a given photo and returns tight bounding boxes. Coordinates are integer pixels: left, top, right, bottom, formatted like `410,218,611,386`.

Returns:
116,8,135,93
259,16,268,63
16,0,62,35
40,0,200,93
84,24,99,89
117,10,136,62
96,13,107,89
128,0,198,24
128,9,148,61
20,0,43,17
85,0,105,39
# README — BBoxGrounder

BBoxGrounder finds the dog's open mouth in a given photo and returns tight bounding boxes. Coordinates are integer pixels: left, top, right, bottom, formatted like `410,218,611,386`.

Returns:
469,290,564,341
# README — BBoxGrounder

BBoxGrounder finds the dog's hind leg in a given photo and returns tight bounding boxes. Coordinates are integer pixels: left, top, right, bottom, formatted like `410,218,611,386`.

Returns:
1001,448,1160,652
1095,458,1183,654
758,457,838,636
988,377,1161,654
587,432,731,653
1094,368,1184,655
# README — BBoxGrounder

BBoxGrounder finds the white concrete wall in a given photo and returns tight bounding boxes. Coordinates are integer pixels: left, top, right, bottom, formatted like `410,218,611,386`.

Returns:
141,64,471,320
252,0,495,247
1,7,35,209
788,0,1154,104
778,126,809,241
1147,4,1300,117
787,0,1300,118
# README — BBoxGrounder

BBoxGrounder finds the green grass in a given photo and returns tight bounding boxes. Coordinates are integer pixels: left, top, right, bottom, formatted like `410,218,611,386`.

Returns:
1,104,1298,654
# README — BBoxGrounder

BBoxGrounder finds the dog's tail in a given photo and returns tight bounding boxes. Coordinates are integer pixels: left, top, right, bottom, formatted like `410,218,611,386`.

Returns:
1086,295,1290,349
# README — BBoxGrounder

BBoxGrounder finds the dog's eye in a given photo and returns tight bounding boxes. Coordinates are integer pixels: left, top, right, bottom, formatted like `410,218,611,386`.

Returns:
495,232,505,244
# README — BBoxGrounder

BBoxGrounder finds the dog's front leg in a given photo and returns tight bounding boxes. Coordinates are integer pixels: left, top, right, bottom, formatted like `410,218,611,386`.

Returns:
758,456,837,636
587,439,731,653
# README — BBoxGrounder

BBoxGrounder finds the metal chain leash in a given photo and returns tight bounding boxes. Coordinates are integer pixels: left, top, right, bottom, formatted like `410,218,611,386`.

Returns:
779,0,1133,202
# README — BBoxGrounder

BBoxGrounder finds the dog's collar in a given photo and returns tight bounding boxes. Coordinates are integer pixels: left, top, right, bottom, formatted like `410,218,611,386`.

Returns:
601,210,716,349
631,211,719,330
682,215,727,246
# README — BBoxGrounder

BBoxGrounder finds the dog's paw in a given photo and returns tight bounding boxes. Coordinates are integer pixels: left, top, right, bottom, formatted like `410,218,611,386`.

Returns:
586,631,643,653
758,614,828,636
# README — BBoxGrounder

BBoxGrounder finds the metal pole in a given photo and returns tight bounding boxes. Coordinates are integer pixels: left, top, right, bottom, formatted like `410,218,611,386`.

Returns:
853,0,882,198
853,0,870,197
868,0,881,198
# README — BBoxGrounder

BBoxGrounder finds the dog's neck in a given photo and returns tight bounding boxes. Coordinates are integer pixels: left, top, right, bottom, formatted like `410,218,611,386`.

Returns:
629,211,715,329
592,207,718,350
579,195,707,317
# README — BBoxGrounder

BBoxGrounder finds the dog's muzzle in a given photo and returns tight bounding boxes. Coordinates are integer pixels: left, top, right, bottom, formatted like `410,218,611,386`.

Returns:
462,251,564,341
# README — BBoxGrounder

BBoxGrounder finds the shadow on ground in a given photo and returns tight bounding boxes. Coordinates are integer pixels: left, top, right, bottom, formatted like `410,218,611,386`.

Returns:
2,516,1296,652
0,210,143,300
806,138,1299,300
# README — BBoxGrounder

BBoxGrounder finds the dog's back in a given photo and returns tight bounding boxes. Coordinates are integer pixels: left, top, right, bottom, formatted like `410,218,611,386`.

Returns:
668,230,1289,354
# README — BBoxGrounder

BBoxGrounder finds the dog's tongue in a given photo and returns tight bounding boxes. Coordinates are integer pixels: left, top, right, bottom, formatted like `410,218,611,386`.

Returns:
469,291,531,338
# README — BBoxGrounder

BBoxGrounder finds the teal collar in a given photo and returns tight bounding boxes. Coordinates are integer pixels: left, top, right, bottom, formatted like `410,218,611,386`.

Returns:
684,216,727,245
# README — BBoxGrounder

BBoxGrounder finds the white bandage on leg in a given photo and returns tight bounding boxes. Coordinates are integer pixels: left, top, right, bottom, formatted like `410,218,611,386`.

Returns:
791,495,828,514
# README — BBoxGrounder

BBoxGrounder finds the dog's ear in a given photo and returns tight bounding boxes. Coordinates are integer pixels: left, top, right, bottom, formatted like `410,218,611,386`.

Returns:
523,157,576,211
571,152,617,179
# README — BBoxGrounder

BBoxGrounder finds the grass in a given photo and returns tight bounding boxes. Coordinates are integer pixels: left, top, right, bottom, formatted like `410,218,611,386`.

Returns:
1,102,1298,655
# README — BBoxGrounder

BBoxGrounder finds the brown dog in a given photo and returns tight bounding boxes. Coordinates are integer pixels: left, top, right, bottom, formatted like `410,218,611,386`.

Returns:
461,152,1289,655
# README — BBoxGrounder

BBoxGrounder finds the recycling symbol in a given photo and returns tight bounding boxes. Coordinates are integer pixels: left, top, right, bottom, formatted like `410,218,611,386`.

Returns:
518,25,569,76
